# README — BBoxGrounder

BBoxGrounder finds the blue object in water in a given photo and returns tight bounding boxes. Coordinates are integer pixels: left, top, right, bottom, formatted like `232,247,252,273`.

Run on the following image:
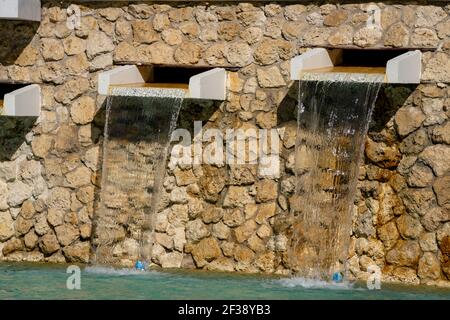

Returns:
135,260,145,271
332,272,343,283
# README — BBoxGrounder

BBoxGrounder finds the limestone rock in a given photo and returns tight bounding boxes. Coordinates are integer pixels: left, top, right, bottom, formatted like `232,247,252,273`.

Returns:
15,216,33,235
419,232,438,252
365,139,401,169
386,240,421,267
411,28,439,47
191,237,222,267
211,222,230,240
240,27,263,45
353,27,382,47
284,5,307,21
82,147,99,172
407,163,434,188
20,201,36,219
237,10,266,27
24,230,38,249
41,39,65,61
390,267,420,285
255,203,276,224
432,122,450,144
169,187,188,204
55,224,80,246
86,31,114,59
153,13,170,32
132,20,158,44
63,241,90,263
225,42,252,67
202,207,223,224
377,221,399,249
34,214,50,236
257,66,286,88
418,252,441,280
223,186,254,208
223,209,245,227
161,29,183,45
155,232,173,250
168,7,193,22
256,180,278,202
66,166,92,188
179,21,200,39
114,42,138,62
160,252,183,268
421,207,448,232
355,211,376,238
46,187,71,210
433,175,450,206
99,8,123,21
419,145,450,176
394,107,425,137
396,214,424,239
422,53,450,83
70,96,96,125
39,232,60,254
186,219,209,242
324,10,347,27
234,220,257,243
328,26,353,46
254,40,279,65
233,245,255,264
2,237,24,255
89,53,113,71
399,128,429,155
138,42,174,64
0,211,14,241
0,182,8,211
54,78,90,104
63,36,86,56
206,257,235,272
7,181,32,207
31,134,53,158
401,188,436,217
128,4,153,19
415,6,446,28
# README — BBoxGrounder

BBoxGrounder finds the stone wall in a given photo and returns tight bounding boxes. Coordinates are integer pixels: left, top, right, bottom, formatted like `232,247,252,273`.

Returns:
0,1,449,286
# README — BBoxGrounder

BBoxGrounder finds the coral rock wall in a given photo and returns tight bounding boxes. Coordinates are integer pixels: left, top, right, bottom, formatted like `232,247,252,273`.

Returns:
0,1,449,286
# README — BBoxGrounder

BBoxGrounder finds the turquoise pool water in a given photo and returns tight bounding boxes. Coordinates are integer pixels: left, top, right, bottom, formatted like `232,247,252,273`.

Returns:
0,263,449,300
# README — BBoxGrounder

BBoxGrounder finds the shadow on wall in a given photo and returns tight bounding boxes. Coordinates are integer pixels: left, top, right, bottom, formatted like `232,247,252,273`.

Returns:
0,117,36,161
0,21,38,66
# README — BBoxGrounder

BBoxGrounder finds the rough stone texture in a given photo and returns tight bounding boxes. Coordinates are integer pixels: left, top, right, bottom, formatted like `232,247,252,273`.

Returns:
0,2,448,287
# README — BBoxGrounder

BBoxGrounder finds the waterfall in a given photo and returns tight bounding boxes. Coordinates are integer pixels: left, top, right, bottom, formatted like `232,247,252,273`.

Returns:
289,72,383,280
92,87,185,266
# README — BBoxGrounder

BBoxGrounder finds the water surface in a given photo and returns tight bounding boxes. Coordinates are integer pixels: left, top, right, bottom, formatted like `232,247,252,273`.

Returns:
0,263,449,300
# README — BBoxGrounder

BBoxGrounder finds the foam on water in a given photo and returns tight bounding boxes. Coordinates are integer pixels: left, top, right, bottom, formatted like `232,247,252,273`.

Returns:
276,277,355,290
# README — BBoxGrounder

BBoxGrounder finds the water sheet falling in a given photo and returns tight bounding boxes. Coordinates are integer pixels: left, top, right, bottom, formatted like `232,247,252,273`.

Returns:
92,87,185,266
289,72,383,280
